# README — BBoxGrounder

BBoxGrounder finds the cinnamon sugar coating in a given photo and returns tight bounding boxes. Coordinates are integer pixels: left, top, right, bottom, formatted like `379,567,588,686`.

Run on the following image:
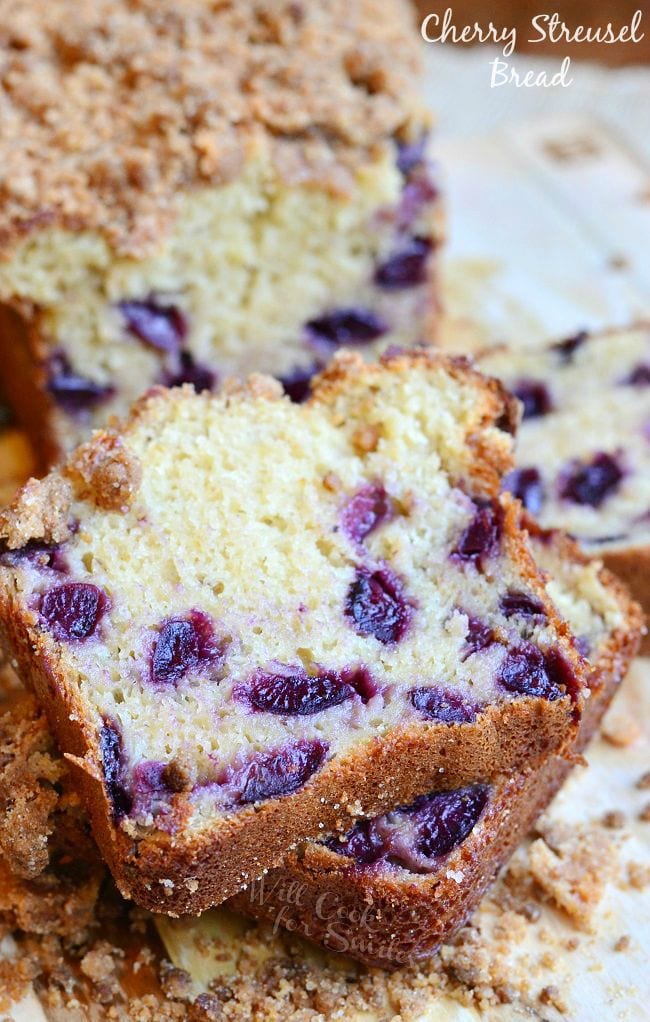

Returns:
0,0,427,257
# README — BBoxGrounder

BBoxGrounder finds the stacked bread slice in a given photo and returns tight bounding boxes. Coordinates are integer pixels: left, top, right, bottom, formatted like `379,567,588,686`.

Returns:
0,349,605,921
228,520,642,966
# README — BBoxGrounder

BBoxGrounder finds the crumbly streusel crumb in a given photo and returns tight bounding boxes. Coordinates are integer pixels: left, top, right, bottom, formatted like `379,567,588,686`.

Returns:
0,0,427,257
528,825,617,931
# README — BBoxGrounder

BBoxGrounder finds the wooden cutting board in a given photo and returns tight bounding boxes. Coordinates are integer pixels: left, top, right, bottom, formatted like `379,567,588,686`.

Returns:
2,51,650,1021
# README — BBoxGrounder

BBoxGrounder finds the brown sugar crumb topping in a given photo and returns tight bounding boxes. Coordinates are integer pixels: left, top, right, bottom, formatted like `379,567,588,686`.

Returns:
0,0,426,258
528,824,617,931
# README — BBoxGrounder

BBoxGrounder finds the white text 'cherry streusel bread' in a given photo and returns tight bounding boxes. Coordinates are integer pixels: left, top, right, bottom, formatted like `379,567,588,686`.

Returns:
230,523,642,966
0,351,586,914
480,324,650,648
0,0,442,465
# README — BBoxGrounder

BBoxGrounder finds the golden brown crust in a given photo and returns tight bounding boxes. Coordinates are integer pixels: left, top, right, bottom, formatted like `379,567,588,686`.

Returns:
0,0,427,259
227,537,642,967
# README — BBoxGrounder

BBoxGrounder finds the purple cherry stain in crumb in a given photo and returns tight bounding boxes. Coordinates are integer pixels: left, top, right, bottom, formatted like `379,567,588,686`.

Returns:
396,136,427,175
409,686,478,724
451,500,503,569
499,591,547,621
226,740,328,805
345,566,413,645
512,379,553,420
623,363,650,386
559,452,624,507
47,352,114,414
131,761,175,820
164,352,216,393
462,614,496,659
150,610,223,686
497,643,578,702
552,330,587,363
305,308,388,351
100,720,132,819
236,664,376,716
279,363,321,403
1,541,68,574
374,236,432,290
503,467,545,516
119,299,187,353
40,583,108,641
342,483,393,546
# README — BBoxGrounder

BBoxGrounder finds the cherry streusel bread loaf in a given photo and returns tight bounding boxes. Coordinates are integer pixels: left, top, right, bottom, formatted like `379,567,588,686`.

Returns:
480,324,650,649
230,524,642,966
0,351,586,915
0,0,442,466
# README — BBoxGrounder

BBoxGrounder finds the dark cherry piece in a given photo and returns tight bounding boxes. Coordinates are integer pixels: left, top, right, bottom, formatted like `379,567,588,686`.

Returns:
552,330,587,363
345,566,412,645
40,582,107,641
236,664,376,716
403,786,489,863
164,352,216,393
512,379,553,420
329,786,489,873
497,643,576,702
279,364,321,403
462,614,496,659
327,819,385,865
100,720,132,819
559,452,624,507
227,740,328,805
131,761,176,819
1,541,68,574
410,686,478,724
396,136,427,175
150,610,222,686
341,483,393,546
47,353,114,414
397,174,439,230
119,299,187,353
503,467,545,516
623,363,650,386
374,236,432,290
305,308,387,351
451,501,503,569
499,591,547,621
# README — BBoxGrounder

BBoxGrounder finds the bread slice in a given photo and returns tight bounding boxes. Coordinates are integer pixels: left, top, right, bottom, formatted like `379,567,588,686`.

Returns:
0,350,586,914
0,0,441,465
229,523,642,966
479,324,650,650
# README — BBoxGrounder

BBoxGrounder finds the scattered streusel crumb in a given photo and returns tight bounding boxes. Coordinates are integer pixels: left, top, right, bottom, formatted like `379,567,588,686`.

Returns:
614,934,632,952
602,810,626,829
601,714,642,748
635,770,650,790
627,862,650,890
528,826,617,931
539,983,568,1013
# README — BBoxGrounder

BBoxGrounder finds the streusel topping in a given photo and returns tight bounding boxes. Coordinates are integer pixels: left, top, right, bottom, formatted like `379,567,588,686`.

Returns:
0,0,427,257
